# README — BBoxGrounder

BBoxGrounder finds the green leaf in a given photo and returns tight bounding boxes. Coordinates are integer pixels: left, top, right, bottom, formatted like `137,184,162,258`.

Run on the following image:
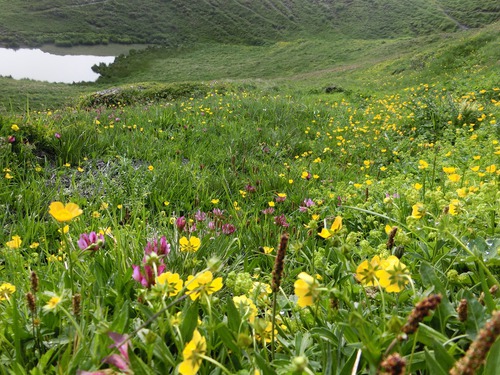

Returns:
484,337,500,375
128,349,155,375
225,297,242,332
215,323,241,355
339,349,362,375
419,262,456,320
180,300,199,342
424,348,448,375
254,350,276,375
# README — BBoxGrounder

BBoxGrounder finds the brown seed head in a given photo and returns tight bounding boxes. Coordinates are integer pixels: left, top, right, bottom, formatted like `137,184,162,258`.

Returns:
271,233,289,293
401,294,442,336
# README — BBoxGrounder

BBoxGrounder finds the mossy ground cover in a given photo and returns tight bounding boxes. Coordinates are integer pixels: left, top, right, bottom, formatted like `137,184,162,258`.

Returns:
1,75,499,374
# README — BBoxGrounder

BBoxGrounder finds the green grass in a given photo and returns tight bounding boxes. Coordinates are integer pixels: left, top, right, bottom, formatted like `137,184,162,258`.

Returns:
1,68,499,374
0,0,499,48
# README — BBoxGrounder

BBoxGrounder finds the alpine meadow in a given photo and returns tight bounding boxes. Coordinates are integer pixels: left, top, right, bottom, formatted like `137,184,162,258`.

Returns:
0,1,500,374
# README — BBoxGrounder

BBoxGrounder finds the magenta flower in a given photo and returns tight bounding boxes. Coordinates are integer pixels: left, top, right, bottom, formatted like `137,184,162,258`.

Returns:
144,236,170,257
132,262,166,288
77,332,130,375
194,210,207,221
222,223,236,234
8,136,16,143
54,133,61,139
274,214,289,227
212,208,224,218
299,198,315,212
175,216,187,231
261,207,275,215
77,232,105,251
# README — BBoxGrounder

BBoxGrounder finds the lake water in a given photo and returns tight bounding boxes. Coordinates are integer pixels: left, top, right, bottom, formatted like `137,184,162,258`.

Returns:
0,44,145,83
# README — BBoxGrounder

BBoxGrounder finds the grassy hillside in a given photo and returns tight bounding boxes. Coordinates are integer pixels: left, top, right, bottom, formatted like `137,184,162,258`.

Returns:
1,21,498,112
0,0,499,47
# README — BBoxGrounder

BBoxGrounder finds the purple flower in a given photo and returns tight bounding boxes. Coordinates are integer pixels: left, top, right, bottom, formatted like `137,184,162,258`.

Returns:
212,208,224,218
54,133,61,139
132,262,166,288
222,223,236,234
144,236,170,257
299,198,315,212
8,136,16,143
194,210,207,221
175,216,187,231
261,207,275,215
77,232,105,251
274,214,289,227
77,332,130,375
245,184,256,193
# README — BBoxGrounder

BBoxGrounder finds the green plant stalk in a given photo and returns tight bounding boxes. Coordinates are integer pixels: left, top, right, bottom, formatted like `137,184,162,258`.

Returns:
198,354,232,375
271,290,278,360
11,295,24,366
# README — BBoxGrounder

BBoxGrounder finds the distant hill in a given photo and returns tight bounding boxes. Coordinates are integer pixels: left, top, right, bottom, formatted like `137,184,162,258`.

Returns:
0,0,499,47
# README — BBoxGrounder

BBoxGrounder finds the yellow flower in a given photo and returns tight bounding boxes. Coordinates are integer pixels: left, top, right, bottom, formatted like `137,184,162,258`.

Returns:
233,295,257,323
0,283,16,301
43,294,63,312
254,319,277,343
447,173,461,182
268,201,275,207
262,246,274,254
414,183,423,190
411,203,425,219
156,272,183,297
448,199,460,216
6,235,22,249
5,172,13,179
418,160,429,169
294,272,321,308
456,188,468,198
49,202,83,222
186,271,223,301
211,199,219,204
470,165,480,172
180,236,201,252
30,242,40,249
355,256,383,287
486,164,497,173
58,225,70,234
11,124,20,131
318,216,343,239
442,166,457,174
377,256,411,293
148,165,154,171
179,329,206,375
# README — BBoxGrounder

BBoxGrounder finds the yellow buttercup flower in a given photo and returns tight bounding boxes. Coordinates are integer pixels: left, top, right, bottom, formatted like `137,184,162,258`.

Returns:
442,166,456,174
448,199,460,216
418,160,429,170
6,235,22,249
186,271,223,301
179,329,206,375
355,255,383,287
318,216,342,239
0,283,16,301
294,272,321,308
233,295,258,323
180,236,201,252
156,272,183,297
49,202,83,222
376,256,411,293
262,246,274,254
486,164,497,173
43,294,63,312
447,173,461,182
414,183,423,190
11,124,20,131
411,203,425,219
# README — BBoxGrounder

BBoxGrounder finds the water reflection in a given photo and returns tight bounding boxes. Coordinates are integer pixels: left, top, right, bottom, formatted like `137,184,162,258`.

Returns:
0,47,116,83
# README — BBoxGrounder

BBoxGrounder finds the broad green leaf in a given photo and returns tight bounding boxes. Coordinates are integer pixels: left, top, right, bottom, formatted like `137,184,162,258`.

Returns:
180,300,199,342
484,337,500,375
424,348,448,375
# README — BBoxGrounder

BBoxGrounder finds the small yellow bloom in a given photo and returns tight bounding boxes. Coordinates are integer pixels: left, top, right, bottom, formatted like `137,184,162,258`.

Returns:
268,201,275,207
448,199,460,216
294,272,321,308
470,166,480,172
186,271,223,301
11,124,20,131
92,211,101,218
418,160,429,170
156,272,183,297
179,329,206,375
43,294,63,312
456,188,467,198
355,256,382,287
262,246,274,254
233,295,258,323
180,236,201,252
318,216,342,239
30,242,40,249
148,165,154,171
211,199,219,204
6,235,22,249
411,203,425,219
0,283,16,301
5,173,13,179
447,173,461,182
414,183,423,190
442,166,457,174
49,202,83,222
486,164,497,173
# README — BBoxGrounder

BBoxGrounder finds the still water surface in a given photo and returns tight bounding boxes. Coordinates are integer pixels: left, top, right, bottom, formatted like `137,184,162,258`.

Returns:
0,44,144,83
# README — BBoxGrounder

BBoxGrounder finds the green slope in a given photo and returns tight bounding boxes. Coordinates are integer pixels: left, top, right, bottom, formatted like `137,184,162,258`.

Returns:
0,0,499,47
